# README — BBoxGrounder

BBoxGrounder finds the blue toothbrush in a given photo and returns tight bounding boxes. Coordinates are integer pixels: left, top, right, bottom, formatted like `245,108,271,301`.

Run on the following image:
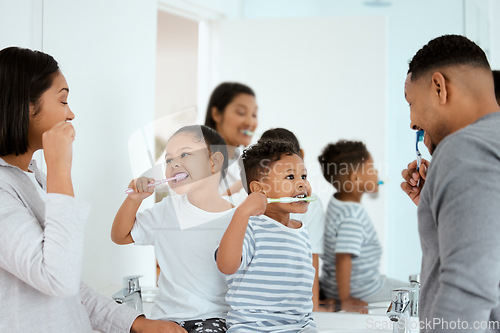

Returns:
416,130,424,187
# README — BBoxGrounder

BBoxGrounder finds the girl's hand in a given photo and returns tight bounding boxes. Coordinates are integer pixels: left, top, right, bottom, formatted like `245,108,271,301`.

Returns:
401,158,430,206
239,192,267,217
42,121,75,174
127,177,155,201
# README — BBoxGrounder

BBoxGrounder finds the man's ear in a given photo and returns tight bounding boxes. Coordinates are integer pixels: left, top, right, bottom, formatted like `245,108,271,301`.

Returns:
249,180,266,194
431,72,448,105
210,151,224,174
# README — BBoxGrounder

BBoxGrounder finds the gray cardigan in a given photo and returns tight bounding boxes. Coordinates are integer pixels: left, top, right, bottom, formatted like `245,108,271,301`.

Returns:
0,157,140,332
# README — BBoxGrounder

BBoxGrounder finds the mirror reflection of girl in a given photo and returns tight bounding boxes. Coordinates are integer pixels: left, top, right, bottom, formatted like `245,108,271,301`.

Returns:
0,46,171,333
204,82,258,204
318,140,407,313
111,125,235,333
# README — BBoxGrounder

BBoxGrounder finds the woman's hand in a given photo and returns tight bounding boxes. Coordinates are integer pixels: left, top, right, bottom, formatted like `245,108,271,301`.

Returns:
43,120,75,173
130,316,188,333
127,177,155,201
43,121,76,196
401,158,430,206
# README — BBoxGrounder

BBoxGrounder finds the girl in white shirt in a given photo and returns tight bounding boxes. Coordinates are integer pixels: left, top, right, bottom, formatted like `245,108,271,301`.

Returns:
112,125,235,333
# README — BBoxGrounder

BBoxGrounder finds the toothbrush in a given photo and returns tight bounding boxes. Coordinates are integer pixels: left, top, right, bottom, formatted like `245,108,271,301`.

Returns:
125,173,188,194
415,130,424,187
267,196,317,204
241,129,254,136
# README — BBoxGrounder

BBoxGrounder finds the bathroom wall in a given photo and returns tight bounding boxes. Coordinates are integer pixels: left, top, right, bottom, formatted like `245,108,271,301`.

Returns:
0,0,42,49
491,0,500,69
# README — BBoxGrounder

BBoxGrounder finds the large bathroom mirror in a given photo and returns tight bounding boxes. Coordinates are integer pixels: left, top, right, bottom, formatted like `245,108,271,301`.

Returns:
6,0,493,295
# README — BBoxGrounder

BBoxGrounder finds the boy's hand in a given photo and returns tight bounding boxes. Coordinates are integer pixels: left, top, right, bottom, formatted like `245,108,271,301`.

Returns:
239,192,267,217
340,297,368,314
127,177,155,201
401,158,430,206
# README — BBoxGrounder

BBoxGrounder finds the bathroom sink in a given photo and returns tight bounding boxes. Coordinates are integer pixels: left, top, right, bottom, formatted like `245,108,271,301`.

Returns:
141,292,418,332
314,312,420,332
367,301,391,315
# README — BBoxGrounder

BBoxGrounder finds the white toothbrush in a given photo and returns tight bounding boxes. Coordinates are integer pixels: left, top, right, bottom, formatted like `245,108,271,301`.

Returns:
125,172,188,194
267,196,316,204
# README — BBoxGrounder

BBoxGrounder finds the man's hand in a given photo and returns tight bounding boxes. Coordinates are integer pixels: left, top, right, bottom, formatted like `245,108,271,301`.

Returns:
401,158,430,206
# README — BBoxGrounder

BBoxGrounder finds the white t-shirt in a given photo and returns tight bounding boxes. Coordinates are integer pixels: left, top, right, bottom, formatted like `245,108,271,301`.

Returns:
24,170,46,200
290,195,325,255
131,194,235,322
220,152,248,206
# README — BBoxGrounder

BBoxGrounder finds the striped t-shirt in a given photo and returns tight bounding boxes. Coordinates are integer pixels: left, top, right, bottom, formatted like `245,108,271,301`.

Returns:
320,196,383,300
224,215,317,332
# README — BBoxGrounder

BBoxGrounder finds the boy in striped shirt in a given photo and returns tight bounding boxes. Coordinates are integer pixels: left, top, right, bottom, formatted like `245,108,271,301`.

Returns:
318,140,407,313
216,140,318,332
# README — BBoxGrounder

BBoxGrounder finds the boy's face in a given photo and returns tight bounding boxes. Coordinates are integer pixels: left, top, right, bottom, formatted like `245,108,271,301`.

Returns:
260,153,312,214
356,155,379,193
165,133,213,195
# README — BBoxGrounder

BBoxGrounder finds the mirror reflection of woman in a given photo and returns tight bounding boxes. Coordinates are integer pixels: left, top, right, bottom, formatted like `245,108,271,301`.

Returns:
0,46,185,333
204,82,258,205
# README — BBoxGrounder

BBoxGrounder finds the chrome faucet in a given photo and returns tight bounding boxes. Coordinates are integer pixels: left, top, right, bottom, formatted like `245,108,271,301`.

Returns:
387,289,411,333
408,274,419,317
386,274,420,333
112,275,143,312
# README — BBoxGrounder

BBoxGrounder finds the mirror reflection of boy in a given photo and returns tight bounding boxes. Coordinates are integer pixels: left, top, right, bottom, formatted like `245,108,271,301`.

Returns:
318,140,407,313
216,140,318,332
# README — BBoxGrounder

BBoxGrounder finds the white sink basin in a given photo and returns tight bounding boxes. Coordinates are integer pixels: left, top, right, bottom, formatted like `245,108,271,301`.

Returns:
141,292,418,332
314,312,420,332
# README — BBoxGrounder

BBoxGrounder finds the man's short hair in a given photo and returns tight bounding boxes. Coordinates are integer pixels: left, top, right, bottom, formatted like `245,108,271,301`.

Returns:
408,35,490,81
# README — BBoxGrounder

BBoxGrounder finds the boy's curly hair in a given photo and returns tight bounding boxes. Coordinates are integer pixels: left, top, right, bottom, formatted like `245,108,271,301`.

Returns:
241,139,298,193
258,128,301,154
318,140,369,187
408,34,490,81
